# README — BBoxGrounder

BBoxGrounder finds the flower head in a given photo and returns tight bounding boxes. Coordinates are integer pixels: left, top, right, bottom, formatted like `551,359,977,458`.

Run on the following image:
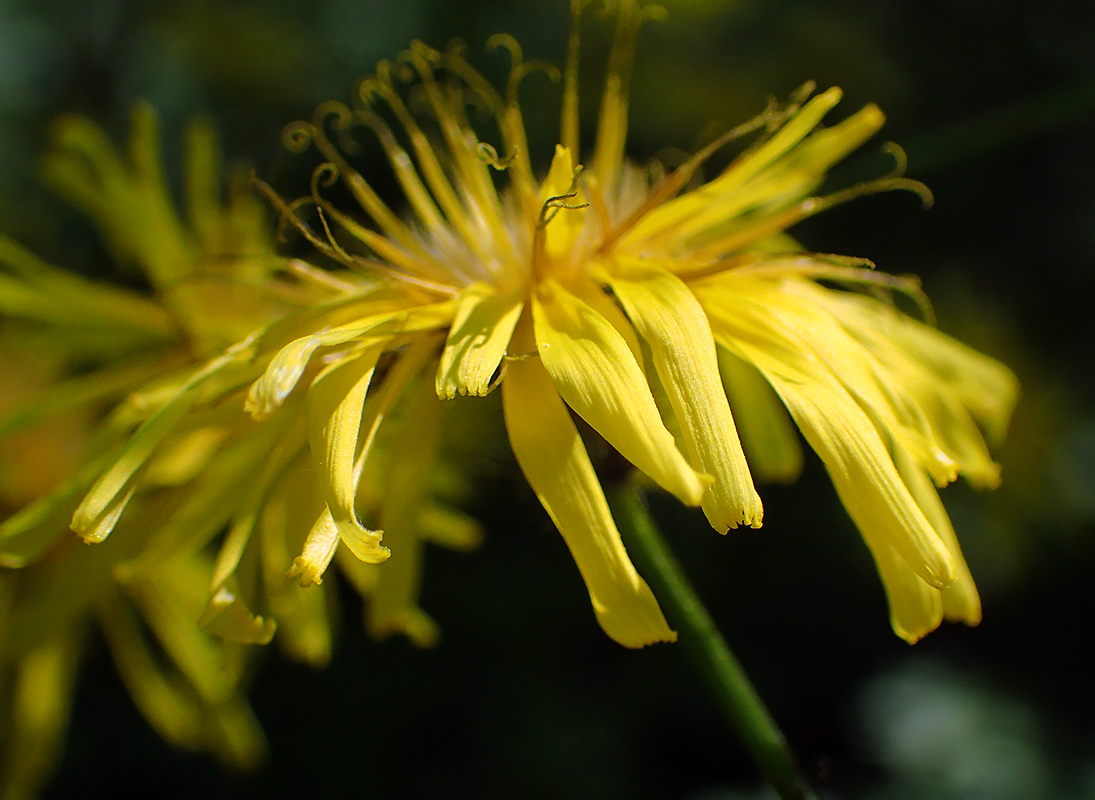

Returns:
43,0,1016,682
225,0,1015,647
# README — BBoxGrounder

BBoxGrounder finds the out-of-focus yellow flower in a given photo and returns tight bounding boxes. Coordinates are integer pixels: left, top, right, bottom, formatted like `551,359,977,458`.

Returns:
1,106,484,797
65,0,1015,657
0,107,288,798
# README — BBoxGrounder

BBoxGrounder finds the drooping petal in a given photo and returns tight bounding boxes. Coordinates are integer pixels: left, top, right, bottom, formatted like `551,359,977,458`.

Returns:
72,340,260,543
701,283,957,588
865,537,944,645
721,339,956,588
289,336,441,585
606,257,762,531
532,278,708,506
809,287,1013,487
502,314,675,648
305,343,389,566
436,283,523,399
245,299,457,418
287,510,341,587
198,580,277,646
706,273,959,486
891,442,981,626
835,290,1019,443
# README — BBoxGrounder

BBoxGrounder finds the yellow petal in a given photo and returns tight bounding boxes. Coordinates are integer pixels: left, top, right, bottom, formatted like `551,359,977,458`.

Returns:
533,278,707,506
502,314,675,648
702,284,957,588
244,334,324,419
245,299,457,418
569,274,646,373
306,344,389,565
287,510,341,587
810,287,1011,487
72,340,259,543
709,275,958,486
199,582,277,646
863,297,1019,444
436,283,523,399
891,443,981,626
866,537,943,644
607,258,762,531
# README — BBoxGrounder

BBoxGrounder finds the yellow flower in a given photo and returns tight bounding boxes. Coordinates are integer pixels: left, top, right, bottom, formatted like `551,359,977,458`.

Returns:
81,0,1009,651
64,0,1016,678
1,107,343,797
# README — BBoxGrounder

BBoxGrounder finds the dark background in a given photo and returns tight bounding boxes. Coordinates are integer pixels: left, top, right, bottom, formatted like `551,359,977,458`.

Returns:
2,0,1093,797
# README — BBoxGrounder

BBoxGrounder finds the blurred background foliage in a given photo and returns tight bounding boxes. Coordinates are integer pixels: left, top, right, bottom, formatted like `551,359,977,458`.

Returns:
1,0,1093,797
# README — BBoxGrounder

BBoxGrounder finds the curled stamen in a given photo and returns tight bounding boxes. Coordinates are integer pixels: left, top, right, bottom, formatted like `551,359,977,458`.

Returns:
253,174,341,256
408,40,442,67
511,60,562,99
381,56,418,87
282,122,314,153
310,162,340,197
487,32,561,107
357,75,384,107
881,141,909,179
477,142,518,170
539,166,589,229
313,100,354,135
828,176,935,210
487,33,524,70
307,101,364,176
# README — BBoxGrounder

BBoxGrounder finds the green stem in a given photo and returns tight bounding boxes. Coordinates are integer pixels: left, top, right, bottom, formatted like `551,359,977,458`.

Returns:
608,482,817,800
